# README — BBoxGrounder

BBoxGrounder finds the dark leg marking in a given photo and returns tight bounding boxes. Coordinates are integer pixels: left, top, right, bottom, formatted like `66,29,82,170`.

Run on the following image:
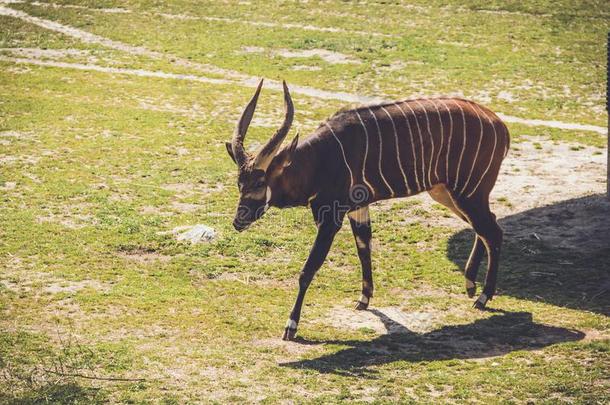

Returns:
464,236,485,298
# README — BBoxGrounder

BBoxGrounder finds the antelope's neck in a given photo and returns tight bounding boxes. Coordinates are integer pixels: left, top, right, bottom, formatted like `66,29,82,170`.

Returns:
273,141,319,208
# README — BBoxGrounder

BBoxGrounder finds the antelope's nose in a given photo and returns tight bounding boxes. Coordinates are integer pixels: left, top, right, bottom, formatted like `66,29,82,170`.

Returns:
233,219,248,232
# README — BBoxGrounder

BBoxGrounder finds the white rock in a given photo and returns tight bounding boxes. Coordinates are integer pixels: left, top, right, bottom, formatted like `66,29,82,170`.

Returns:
173,224,216,243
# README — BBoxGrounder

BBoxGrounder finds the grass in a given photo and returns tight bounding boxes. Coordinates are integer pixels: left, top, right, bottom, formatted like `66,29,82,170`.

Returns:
1,0,609,403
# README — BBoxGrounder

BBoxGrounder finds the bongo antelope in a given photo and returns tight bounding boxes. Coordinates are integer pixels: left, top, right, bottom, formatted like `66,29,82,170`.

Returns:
226,79,509,341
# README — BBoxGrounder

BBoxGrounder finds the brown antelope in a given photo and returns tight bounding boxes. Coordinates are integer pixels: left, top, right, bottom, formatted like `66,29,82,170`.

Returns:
226,79,509,341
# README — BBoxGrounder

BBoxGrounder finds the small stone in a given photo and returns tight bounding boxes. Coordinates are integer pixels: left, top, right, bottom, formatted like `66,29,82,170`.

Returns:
173,224,216,243
1,182,16,190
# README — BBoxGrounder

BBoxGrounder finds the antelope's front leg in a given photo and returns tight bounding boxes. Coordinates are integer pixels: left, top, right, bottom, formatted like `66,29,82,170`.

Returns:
282,210,343,341
348,207,373,310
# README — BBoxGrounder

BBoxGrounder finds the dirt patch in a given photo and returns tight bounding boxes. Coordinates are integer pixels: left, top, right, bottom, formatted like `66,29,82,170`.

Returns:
250,115,283,128
242,45,361,64
241,46,265,54
274,48,361,65
161,182,224,198
582,329,610,342
254,337,323,357
136,96,207,119
34,201,97,229
0,154,40,165
36,213,95,229
376,136,608,248
490,137,608,249
199,14,392,38
0,47,91,60
1,267,110,296
291,65,322,71
498,114,606,135
118,250,172,264
4,64,32,74
157,12,197,20
170,201,202,213
139,205,173,216
43,280,110,294
323,306,442,334
0,55,237,87
0,181,16,190
192,271,289,288
496,90,518,103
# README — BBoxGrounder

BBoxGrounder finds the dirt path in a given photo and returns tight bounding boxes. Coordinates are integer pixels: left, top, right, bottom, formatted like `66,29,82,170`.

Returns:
0,4,249,80
0,4,606,134
0,55,235,85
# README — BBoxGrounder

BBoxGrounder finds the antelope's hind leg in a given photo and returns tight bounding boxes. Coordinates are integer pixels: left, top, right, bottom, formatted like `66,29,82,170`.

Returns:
428,185,484,298
348,206,373,310
454,195,503,310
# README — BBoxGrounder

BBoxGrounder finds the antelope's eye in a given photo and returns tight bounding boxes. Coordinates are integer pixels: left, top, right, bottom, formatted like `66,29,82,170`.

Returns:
254,179,265,189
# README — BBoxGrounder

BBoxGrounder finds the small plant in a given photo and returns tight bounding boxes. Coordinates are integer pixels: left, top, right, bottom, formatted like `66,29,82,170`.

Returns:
496,197,514,208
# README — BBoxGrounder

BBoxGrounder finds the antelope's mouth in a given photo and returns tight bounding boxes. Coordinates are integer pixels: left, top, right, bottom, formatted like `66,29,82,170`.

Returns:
233,220,250,232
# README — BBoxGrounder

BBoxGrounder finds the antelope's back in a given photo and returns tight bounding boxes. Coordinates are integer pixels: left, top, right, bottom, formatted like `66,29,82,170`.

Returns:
321,98,509,201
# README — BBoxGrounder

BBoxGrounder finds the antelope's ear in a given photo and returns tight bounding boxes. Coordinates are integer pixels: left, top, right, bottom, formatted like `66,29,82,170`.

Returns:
283,133,299,167
225,142,237,164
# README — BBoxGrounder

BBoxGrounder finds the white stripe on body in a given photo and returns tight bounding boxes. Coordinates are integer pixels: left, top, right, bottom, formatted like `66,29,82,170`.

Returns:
367,108,395,197
393,102,421,192
430,100,445,184
413,100,435,188
402,102,427,189
466,104,499,198
437,99,453,185
450,99,467,193
355,110,376,194
325,123,354,189
503,123,510,158
380,106,411,195
459,101,484,196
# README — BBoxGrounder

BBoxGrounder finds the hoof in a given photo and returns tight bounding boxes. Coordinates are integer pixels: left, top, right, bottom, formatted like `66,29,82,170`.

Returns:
354,294,370,310
465,279,476,298
282,327,297,341
354,300,369,310
472,293,488,310
282,319,297,341
473,300,486,310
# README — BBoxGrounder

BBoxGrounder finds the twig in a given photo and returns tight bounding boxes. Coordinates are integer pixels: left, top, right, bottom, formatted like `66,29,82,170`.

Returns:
42,368,147,382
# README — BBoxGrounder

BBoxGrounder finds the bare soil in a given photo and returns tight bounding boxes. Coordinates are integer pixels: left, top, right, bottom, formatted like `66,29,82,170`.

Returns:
378,136,609,252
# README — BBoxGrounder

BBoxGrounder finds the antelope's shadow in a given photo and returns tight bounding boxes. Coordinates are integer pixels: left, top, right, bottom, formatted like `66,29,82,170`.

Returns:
447,194,610,316
282,309,584,375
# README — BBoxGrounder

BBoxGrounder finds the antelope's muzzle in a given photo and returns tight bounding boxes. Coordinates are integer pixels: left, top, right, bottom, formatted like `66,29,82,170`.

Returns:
232,200,266,231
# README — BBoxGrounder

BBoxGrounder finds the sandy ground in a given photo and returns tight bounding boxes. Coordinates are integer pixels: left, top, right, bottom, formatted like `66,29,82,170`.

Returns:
241,46,362,65
380,135,608,247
